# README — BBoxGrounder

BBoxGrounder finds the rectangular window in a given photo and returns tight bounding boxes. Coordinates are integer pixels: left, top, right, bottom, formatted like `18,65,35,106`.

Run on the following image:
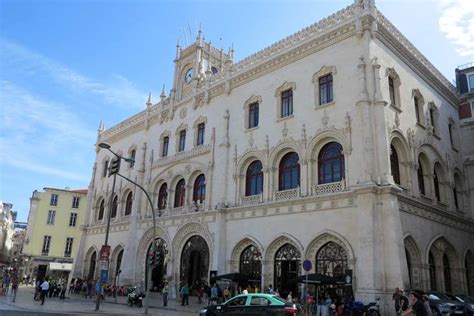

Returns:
129,150,136,168
197,123,205,146
64,237,73,257
319,74,333,105
72,197,80,208
448,124,454,146
69,213,78,227
47,210,56,225
42,235,51,256
281,89,293,117
162,136,169,157
430,108,436,133
389,77,396,105
50,194,58,206
469,74,474,91
103,160,109,177
414,97,420,123
248,102,259,128
178,130,186,152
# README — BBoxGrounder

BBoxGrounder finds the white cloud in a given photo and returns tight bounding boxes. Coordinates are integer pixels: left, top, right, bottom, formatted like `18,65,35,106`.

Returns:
0,81,95,181
438,0,474,57
0,38,147,109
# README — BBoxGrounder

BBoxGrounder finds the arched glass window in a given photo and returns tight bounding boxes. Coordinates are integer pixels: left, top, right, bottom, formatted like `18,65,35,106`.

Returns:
279,152,300,191
98,199,105,220
318,142,344,184
240,245,262,281
434,168,441,201
429,251,437,290
124,192,133,215
88,252,97,280
316,241,348,277
417,158,425,195
111,195,118,218
116,249,124,277
246,161,263,196
390,145,400,185
158,183,168,210
174,179,186,207
193,174,206,203
443,254,451,293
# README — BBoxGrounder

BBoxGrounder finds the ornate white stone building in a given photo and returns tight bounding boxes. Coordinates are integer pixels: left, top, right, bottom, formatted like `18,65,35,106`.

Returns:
73,0,474,311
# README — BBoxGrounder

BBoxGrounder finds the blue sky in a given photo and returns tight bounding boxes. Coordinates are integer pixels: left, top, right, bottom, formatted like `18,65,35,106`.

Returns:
1,0,473,222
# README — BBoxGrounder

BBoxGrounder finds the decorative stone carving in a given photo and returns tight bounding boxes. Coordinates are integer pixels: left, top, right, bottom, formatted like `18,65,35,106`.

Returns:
179,107,187,119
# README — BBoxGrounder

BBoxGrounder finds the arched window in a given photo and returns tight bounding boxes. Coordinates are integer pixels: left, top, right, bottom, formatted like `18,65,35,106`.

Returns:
318,142,344,184
316,241,348,277
88,251,97,280
240,245,262,281
390,145,400,185
98,199,105,221
193,174,206,203
443,254,451,293
429,251,437,290
434,168,441,201
124,192,133,216
111,195,118,218
417,158,425,195
279,152,300,191
405,248,412,287
274,243,300,299
158,183,168,210
174,179,186,207
116,249,124,277
246,161,263,196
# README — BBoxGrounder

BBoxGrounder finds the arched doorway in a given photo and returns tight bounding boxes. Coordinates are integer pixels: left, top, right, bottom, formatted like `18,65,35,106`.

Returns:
180,235,209,289
274,243,300,298
145,238,167,291
88,252,96,280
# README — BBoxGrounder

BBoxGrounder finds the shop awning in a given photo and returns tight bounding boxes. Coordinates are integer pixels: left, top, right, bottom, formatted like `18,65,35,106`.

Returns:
49,262,73,271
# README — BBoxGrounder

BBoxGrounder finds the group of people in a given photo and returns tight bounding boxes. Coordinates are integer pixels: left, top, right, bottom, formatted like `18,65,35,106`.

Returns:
393,287,433,316
1,269,19,299
67,278,127,299
34,276,68,304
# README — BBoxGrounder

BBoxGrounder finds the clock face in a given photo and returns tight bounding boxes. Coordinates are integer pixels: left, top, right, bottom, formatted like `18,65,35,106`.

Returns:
185,68,193,83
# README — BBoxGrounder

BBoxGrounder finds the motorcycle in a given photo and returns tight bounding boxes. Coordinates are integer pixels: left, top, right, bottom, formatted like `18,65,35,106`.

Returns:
127,287,145,307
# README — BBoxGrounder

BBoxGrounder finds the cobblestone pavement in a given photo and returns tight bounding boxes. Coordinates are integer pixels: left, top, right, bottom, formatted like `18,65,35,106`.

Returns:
0,285,203,315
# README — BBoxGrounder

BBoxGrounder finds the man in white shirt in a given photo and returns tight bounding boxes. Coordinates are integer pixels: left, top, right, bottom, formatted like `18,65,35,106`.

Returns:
39,278,49,305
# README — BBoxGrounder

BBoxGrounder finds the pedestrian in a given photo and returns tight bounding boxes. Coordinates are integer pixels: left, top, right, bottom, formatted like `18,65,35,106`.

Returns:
210,284,218,305
223,286,231,301
162,282,168,307
4,273,10,296
60,282,67,300
399,290,410,314
180,283,189,306
39,277,50,305
422,294,433,316
402,291,427,316
392,287,402,315
197,285,204,304
11,271,19,302
287,291,293,303
267,284,274,294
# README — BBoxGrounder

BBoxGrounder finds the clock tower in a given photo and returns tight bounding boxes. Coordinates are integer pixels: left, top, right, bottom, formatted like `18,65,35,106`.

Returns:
170,29,234,103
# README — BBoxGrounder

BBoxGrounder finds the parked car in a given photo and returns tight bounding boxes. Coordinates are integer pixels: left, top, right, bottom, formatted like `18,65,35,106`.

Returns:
448,294,474,315
427,291,465,315
199,293,298,316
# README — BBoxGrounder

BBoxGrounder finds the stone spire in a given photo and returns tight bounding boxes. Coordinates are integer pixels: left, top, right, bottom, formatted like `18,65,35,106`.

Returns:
160,84,166,100
146,93,152,108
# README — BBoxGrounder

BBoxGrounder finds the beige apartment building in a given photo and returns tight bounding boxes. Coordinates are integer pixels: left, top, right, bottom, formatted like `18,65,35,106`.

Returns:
23,188,87,281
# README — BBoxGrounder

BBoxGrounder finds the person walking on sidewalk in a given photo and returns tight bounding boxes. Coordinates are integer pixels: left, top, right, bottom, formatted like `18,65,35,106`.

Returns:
162,282,169,307
180,283,189,306
39,277,50,305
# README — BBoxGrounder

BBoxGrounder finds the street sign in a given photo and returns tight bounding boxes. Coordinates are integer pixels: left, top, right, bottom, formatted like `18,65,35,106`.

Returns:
100,269,108,283
99,245,111,261
303,259,312,272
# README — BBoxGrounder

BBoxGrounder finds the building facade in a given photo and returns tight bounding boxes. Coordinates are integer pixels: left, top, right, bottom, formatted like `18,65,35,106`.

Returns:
73,0,474,311
0,201,16,265
23,188,87,281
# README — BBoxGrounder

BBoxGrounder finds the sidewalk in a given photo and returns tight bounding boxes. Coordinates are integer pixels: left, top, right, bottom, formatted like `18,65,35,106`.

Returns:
0,285,204,315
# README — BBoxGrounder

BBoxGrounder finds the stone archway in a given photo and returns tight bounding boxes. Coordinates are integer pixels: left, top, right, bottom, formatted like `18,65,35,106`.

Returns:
135,225,171,286
426,236,460,293
83,246,98,280
109,245,124,284
465,250,474,295
180,235,210,289
404,236,422,289
172,222,214,292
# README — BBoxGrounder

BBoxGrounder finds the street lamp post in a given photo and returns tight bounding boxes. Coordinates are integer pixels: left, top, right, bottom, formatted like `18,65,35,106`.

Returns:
97,143,158,315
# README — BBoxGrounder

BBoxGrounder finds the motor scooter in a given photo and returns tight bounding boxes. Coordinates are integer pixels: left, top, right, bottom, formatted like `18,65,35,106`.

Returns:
127,287,145,307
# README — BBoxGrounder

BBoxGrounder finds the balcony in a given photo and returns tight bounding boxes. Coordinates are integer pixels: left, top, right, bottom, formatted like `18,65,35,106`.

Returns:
241,193,263,206
274,188,300,202
157,201,206,217
311,179,346,196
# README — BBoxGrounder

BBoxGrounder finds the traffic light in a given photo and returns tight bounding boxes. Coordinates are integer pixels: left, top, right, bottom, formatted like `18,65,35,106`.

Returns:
109,157,121,177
